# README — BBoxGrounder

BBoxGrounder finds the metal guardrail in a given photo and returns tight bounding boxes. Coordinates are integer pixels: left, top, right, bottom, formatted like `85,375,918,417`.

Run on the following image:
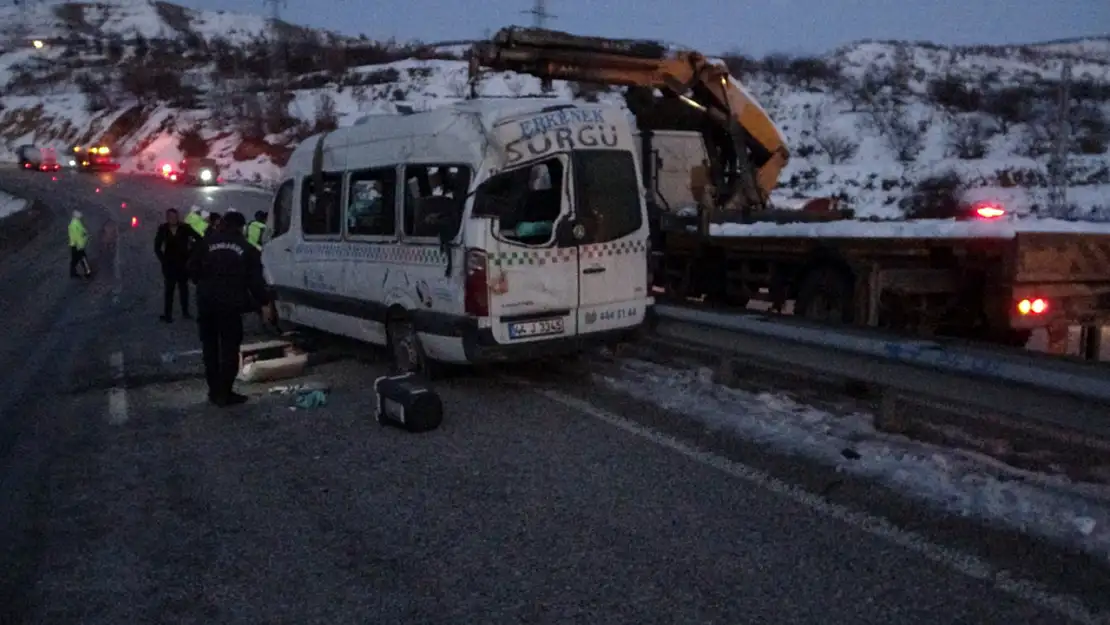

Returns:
651,305,1110,440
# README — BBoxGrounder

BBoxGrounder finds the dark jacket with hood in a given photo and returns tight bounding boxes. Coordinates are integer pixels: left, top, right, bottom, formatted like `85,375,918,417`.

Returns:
186,229,269,314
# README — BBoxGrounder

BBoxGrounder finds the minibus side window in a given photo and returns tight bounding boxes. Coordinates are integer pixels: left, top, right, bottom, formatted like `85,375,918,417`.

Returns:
403,164,472,239
272,180,294,237
474,157,564,246
347,167,397,237
301,173,343,236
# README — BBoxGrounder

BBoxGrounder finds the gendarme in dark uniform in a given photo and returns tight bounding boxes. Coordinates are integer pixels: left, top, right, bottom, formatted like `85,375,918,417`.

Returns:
187,211,270,406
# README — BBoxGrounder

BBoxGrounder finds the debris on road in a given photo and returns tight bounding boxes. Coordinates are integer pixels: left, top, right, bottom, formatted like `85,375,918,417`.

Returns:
269,382,330,396
238,339,308,383
293,389,328,409
160,347,203,364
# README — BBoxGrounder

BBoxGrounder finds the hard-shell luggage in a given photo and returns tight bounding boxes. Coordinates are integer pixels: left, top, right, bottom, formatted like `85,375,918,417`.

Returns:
374,373,443,433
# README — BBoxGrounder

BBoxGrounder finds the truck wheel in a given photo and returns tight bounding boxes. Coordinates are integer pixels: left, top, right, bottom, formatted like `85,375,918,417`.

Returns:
796,266,854,324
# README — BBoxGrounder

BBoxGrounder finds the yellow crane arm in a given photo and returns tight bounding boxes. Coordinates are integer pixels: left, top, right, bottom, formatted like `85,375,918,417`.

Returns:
469,27,790,211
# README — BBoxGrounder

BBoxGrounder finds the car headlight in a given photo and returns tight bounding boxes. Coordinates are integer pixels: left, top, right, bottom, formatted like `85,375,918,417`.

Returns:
200,169,213,181
69,159,76,166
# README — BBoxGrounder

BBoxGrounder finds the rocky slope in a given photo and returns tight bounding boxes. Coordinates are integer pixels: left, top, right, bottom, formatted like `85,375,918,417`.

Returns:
1,0,1107,217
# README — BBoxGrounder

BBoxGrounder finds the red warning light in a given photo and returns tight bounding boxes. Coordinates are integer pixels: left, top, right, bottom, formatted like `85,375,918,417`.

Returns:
95,188,101,193
121,202,127,208
974,202,1005,219
51,176,57,181
131,216,138,228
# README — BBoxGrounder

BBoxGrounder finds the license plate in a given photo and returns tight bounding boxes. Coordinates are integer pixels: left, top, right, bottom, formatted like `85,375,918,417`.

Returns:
508,317,565,339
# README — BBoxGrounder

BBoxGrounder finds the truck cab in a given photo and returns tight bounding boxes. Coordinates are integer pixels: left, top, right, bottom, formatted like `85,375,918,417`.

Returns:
16,145,60,172
74,145,120,172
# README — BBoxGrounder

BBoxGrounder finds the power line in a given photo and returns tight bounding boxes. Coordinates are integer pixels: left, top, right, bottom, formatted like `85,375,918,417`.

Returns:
262,0,286,82
521,0,555,29
1046,59,1071,217
521,0,555,92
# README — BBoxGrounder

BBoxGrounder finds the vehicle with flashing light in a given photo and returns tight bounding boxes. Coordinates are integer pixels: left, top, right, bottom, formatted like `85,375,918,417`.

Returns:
16,145,60,172
73,145,120,172
163,157,220,186
465,26,1110,358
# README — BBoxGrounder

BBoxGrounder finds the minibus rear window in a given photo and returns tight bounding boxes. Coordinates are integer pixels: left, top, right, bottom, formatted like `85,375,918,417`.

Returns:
571,150,643,244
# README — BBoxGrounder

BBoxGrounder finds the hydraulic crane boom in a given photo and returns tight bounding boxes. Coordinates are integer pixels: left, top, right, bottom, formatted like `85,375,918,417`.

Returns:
468,27,790,216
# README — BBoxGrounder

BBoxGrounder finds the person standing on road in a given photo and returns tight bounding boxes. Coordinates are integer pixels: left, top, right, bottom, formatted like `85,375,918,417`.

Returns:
187,211,272,407
154,208,200,322
207,211,223,236
68,210,91,278
246,211,268,250
184,206,208,237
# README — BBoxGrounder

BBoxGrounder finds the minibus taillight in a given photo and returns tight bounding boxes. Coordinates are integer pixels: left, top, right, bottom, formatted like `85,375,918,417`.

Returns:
464,249,489,317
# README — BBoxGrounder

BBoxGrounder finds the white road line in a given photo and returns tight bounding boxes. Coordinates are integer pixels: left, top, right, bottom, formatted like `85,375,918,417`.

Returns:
108,351,128,425
111,222,121,305
533,387,1104,625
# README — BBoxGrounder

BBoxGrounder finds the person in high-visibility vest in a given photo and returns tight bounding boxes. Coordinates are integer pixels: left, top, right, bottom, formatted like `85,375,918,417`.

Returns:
246,210,267,249
68,210,91,278
184,206,208,237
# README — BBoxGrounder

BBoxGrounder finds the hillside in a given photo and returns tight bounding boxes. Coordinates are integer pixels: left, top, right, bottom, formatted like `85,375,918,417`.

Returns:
1,0,1108,219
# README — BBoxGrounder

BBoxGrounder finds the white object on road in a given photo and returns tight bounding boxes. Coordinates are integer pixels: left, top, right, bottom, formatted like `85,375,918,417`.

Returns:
0,190,29,220
107,351,128,425
238,353,308,383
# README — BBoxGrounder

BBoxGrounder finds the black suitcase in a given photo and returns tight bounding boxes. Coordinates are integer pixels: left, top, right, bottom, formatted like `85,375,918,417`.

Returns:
374,373,443,433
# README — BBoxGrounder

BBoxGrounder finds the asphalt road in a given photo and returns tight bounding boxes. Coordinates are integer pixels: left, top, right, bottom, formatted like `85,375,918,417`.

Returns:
0,167,1105,625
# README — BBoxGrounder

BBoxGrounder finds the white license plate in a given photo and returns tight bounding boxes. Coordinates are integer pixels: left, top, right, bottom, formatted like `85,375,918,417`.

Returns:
508,317,565,339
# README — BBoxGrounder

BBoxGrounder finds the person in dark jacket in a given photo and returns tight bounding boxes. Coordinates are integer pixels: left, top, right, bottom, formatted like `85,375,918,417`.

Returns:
154,208,200,322
187,211,272,406
206,211,223,236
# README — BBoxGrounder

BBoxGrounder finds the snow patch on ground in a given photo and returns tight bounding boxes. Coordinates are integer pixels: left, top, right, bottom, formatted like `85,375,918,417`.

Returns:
598,359,1110,561
0,190,28,220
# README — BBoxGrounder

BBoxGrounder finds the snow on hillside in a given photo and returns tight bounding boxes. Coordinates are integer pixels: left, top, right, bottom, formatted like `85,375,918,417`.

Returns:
0,0,1107,221
1,0,274,45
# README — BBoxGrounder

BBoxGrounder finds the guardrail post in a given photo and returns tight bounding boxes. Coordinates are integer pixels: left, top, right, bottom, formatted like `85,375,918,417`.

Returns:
1079,324,1102,361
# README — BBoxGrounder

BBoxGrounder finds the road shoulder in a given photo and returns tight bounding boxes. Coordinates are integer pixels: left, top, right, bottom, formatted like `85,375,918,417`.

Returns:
0,190,51,262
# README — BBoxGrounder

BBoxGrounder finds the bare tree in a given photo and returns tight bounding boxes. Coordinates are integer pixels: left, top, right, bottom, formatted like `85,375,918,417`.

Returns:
1015,113,1055,158
312,92,339,133
867,104,926,163
888,43,914,94
446,69,470,98
842,67,886,112
749,77,781,118
945,115,994,159
236,94,265,140
808,102,859,164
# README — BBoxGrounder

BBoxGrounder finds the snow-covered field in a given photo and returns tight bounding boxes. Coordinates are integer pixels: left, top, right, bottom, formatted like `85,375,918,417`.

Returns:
0,0,1107,227
601,359,1110,562
0,190,29,221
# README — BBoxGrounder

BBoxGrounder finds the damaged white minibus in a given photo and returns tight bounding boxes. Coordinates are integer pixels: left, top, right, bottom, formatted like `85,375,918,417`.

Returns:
261,99,653,373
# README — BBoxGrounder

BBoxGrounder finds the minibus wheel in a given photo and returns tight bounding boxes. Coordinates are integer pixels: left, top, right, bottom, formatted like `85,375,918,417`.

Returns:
387,317,442,377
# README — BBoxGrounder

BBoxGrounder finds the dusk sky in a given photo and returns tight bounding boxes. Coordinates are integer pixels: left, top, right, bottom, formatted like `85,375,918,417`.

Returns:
177,0,1110,56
